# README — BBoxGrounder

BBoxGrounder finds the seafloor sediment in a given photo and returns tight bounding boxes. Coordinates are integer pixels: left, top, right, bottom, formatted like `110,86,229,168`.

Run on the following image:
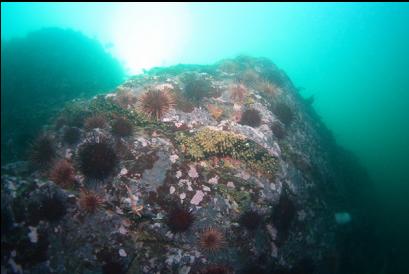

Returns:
1,56,369,274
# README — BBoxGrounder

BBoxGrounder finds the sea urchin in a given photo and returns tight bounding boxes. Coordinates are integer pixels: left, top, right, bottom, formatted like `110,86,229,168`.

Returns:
49,160,76,188
77,137,118,180
79,188,104,213
63,127,81,145
239,210,263,231
199,227,226,252
138,88,175,120
166,207,195,233
197,265,233,274
29,134,57,169
84,114,107,130
111,117,133,137
239,109,262,128
229,83,247,103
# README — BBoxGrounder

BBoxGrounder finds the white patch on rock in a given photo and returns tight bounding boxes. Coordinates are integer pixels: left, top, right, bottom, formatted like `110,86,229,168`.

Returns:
190,190,205,205
175,121,184,128
233,103,242,110
266,224,277,241
271,242,278,258
170,154,179,163
236,171,251,180
8,258,22,274
208,176,219,185
166,231,174,238
227,181,235,188
202,186,211,192
120,168,128,176
180,193,186,200
119,225,128,235
156,83,174,90
170,186,176,195
65,149,72,160
28,226,38,243
137,137,148,147
115,207,124,215
119,249,127,257
188,165,199,178
176,170,182,178
179,265,191,274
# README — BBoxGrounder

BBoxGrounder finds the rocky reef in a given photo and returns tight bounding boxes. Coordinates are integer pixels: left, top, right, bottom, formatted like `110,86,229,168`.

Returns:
1,56,372,273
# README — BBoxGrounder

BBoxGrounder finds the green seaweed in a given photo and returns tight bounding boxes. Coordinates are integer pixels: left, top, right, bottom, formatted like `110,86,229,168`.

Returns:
176,128,279,178
214,183,251,210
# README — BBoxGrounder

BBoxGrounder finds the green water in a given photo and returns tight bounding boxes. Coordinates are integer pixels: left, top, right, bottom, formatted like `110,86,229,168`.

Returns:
1,3,409,273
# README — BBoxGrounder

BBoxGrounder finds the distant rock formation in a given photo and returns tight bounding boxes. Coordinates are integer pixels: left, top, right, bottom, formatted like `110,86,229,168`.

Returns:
1,27,124,165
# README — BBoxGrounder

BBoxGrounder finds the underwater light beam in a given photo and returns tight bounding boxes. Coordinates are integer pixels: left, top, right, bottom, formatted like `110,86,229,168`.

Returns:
109,3,190,75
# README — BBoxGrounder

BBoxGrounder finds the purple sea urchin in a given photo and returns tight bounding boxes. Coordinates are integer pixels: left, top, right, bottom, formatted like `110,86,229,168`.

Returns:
115,89,138,109
167,207,195,233
84,114,107,130
184,75,213,103
29,134,57,169
229,83,247,103
40,195,66,222
273,103,294,126
271,122,286,139
196,265,233,274
111,117,133,137
102,261,124,274
77,137,118,180
239,109,262,128
239,210,263,231
63,127,81,145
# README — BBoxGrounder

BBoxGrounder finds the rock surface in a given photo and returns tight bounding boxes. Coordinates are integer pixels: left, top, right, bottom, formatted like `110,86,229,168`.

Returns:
1,56,370,273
